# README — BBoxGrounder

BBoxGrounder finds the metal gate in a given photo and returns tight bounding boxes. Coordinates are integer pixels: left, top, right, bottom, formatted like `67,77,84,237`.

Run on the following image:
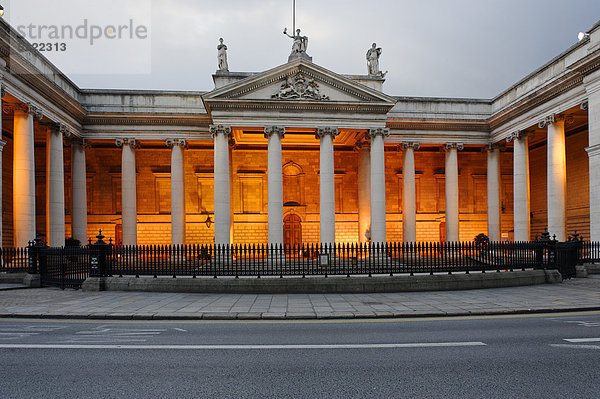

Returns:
38,246,90,289
554,240,581,280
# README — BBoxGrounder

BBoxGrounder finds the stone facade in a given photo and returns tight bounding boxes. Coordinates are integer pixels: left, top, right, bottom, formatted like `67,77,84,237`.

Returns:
0,18,599,246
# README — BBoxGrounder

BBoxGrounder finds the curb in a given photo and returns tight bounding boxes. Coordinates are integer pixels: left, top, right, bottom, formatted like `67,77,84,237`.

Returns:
0,285,29,292
1,306,599,321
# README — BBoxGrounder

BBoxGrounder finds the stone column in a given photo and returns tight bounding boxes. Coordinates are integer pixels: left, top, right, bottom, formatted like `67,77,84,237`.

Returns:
0,139,5,246
486,145,502,242
317,127,339,244
357,142,371,243
13,104,42,247
116,138,138,245
46,124,66,247
585,68,600,241
167,139,187,245
584,80,600,240
71,139,88,245
444,143,462,242
265,126,285,245
508,131,531,241
402,142,420,242
0,61,4,246
368,128,390,244
541,115,567,241
210,125,232,245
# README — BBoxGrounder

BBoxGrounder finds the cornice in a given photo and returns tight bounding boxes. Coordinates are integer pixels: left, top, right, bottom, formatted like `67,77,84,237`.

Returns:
386,118,490,132
488,72,584,131
207,99,393,114
84,113,212,126
567,46,600,77
3,42,86,123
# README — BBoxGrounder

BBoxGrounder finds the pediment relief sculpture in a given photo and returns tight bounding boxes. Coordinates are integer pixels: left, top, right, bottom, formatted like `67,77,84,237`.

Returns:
272,73,330,101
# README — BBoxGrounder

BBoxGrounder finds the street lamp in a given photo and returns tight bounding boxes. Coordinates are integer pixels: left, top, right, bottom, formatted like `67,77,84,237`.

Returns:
0,6,4,17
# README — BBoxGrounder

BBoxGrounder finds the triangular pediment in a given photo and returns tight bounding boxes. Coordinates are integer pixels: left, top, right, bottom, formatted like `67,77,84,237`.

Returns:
203,59,396,105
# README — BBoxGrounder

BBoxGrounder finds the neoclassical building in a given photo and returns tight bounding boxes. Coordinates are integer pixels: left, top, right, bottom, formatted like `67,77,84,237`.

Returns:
1,18,599,248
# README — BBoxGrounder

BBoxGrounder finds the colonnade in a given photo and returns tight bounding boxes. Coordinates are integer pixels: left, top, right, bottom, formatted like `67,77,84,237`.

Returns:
0,108,596,247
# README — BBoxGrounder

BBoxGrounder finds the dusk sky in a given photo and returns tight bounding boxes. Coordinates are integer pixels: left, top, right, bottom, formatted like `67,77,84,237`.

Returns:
6,0,600,98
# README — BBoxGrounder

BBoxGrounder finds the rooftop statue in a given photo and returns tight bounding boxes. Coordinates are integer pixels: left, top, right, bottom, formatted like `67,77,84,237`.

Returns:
283,28,312,62
366,43,386,77
217,38,228,72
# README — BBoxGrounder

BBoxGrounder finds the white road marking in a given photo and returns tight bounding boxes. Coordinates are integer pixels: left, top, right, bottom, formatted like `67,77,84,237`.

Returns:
0,332,39,340
0,326,65,332
564,321,600,327
0,325,66,341
62,326,168,344
174,328,187,332
76,332,163,336
551,344,600,350
0,342,487,350
564,338,600,343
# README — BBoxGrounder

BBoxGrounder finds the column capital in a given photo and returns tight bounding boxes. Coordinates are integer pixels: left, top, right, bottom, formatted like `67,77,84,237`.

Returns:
353,139,370,151
366,128,390,138
264,126,285,139
538,113,568,128
581,100,589,111
64,134,87,147
42,122,73,136
3,103,43,120
166,138,187,148
506,130,530,143
485,142,505,152
442,142,464,151
115,138,139,149
401,142,420,150
315,126,339,139
26,103,43,120
209,124,232,137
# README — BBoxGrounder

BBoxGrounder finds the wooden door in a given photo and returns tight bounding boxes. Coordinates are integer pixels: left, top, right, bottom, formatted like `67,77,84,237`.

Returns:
284,214,302,248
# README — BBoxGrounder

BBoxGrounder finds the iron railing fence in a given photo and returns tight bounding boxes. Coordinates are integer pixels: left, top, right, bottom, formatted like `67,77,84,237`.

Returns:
106,241,552,278
581,241,600,263
2,238,594,289
0,247,31,273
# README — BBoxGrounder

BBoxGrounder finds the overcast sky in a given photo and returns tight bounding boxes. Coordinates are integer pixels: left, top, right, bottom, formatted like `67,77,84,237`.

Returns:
6,0,600,98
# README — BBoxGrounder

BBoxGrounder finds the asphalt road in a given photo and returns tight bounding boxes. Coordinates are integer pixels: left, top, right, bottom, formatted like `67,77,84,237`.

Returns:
0,312,599,398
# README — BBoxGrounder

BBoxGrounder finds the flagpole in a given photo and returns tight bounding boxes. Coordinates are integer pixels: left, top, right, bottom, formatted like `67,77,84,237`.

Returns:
293,0,296,33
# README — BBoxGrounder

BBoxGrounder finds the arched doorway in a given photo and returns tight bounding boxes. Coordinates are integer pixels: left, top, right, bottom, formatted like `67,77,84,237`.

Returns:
284,214,302,247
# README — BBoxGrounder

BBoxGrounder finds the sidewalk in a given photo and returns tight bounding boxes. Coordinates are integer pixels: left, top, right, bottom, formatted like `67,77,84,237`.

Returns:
1,277,599,320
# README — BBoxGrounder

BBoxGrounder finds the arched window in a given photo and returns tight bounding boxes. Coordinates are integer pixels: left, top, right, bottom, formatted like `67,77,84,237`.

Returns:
283,161,304,206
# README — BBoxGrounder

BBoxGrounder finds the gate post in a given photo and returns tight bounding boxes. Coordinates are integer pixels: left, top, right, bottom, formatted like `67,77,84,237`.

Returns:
25,234,45,287
82,230,112,292
89,230,111,277
536,229,556,270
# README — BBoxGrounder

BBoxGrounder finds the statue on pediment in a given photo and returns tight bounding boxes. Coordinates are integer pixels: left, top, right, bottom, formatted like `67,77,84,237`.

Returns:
283,28,312,62
284,28,308,54
272,73,329,101
217,38,228,72
366,43,386,77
